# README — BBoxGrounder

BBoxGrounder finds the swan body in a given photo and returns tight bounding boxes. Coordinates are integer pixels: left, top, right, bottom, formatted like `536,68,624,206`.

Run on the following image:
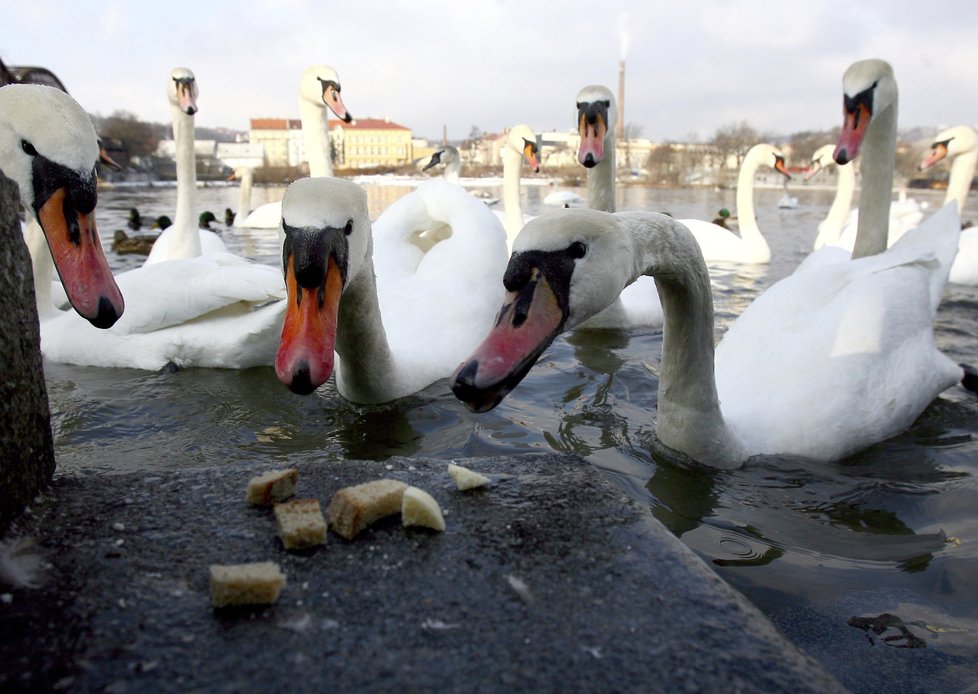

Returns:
919,125,978,285
451,59,967,468
495,124,540,248
27,221,285,369
239,65,352,229
543,190,586,207
0,84,124,327
276,177,508,403
145,68,228,264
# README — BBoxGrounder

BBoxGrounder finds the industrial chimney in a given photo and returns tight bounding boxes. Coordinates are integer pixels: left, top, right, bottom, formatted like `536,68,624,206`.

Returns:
616,59,625,140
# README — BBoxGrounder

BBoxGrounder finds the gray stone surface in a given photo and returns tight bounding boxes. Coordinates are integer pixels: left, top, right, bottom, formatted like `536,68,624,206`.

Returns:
0,453,844,692
0,171,55,530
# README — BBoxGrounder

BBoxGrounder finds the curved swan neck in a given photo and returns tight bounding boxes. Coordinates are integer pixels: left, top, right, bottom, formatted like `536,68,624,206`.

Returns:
501,147,523,235
945,148,977,214
733,154,769,256
852,99,897,259
334,241,396,403
620,214,747,467
588,137,616,212
300,97,333,177
237,168,253,220
813,162,855,248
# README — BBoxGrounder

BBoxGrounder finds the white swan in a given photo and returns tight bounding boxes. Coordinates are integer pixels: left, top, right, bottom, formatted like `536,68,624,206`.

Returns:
144,67,228,264
807,144,856,249
230,165,255,227
495,124,540,248
919,125,978,285
239,64,352,229
451,59,969,469
275,177,508,403
422,145,461,185
26,222,285,368
808,141,924,253
0,84,124,327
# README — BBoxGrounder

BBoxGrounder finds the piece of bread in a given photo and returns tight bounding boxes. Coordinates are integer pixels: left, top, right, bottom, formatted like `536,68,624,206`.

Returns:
401,486,446,532
246,468,298,506
209,561,286,608
274,498,327,550
328,479,407,539
447,463,490,491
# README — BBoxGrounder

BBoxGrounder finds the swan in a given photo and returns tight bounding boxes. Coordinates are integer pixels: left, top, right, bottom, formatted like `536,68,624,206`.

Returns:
229,165,255,227
918,125,978,285
450,59,970,469
576,85,788,264
495,124,540,248
275,177,508,403
422,145,461,185
144,67,228,264
808,144,924,253
26,218,286,369
0,84,124,327
238,64,353,229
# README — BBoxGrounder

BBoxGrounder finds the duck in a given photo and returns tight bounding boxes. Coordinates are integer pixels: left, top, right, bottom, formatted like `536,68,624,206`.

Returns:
918,125,978,285
143,68,227,265
422,145,461,185
495,124,540,249
238,65,352,229
111,228,156,255
450,58,972,469
126,207,142,231
275,176,508,403
0,83,124,328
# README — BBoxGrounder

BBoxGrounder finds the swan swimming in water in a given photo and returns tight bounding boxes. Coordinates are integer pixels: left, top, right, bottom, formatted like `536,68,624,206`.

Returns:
238,65,352,229
275,177,508,403
450,59,972,469
144,68,228,265
495,124,540,249
918,125,978,285
0,84,124,328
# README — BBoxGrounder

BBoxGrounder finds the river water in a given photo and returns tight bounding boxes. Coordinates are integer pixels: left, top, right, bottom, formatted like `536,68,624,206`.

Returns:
45,177,978,691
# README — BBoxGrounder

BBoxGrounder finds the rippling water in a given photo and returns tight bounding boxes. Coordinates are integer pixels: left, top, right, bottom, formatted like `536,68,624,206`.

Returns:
47,178,978,690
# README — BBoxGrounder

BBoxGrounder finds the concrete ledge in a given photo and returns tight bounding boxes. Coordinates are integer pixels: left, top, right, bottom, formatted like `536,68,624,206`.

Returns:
1,453,843,692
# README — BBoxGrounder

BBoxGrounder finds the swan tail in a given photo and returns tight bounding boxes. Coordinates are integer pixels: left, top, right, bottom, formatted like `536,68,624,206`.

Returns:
961,363,978,396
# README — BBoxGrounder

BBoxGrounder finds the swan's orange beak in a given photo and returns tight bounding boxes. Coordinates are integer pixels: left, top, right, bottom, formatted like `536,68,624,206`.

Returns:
37,187,124,328
451,267,564,413
523,141,541,173
323,83,353,124
275,254,343,395
834,101,871,165
919,141,949,171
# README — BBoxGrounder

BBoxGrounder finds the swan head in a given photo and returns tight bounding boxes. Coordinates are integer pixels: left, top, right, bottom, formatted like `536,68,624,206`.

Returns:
423,145,460,172
834,59,896,165
576,85,617,168
301,64,352,123
452,207,647,412
804,144,840,180
919,125,978,171
743,143,792,180
0,84,125,327
276,177,370,394
507,124,540,172
168,67,198,115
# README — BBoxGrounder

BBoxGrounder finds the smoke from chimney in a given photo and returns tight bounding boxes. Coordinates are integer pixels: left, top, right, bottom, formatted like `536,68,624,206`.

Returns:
616,59,625,140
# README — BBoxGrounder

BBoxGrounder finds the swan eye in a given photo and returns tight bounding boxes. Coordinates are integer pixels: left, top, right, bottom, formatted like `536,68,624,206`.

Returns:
343,220,353,236
568,241,587,259
601,100,610,108
21,140,38,156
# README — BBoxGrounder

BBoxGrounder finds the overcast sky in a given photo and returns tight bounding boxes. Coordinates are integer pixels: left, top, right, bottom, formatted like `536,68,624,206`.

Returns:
3,0,976,144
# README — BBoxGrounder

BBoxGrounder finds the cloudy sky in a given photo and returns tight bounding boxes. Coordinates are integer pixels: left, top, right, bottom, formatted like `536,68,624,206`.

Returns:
3,0,976,143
